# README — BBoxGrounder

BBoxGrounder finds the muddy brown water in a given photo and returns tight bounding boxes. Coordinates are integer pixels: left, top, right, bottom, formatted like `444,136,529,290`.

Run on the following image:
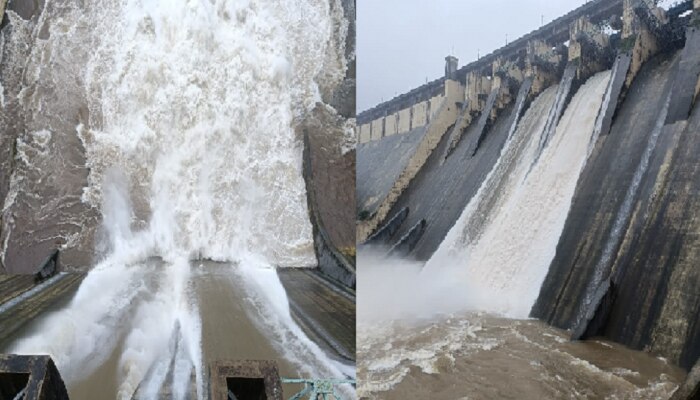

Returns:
358,313,686,399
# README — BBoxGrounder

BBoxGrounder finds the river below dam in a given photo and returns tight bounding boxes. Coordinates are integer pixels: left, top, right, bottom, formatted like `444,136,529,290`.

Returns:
357,312,685,399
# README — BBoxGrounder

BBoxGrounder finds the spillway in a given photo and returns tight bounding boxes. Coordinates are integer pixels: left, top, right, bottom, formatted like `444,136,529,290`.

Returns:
427,70,611,318
0,0,354,398
356,0,700,397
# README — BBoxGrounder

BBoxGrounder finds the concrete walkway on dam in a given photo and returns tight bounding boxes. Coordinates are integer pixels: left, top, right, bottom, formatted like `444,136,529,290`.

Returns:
0,273,85,347
0,264,355,399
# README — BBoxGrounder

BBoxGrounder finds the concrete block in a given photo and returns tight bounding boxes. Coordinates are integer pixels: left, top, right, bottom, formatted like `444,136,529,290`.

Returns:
398,108,412,133
385,113,398,136
359,124,371,143
430,96,444,119
370,118,383,141
412,101,428,128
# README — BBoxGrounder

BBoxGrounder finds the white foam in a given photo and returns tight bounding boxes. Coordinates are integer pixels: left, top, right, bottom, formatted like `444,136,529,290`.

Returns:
8,0,350,397
429,71,612,318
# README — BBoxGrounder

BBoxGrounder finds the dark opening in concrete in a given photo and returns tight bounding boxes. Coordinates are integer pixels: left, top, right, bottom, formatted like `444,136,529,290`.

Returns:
226,377,267,400
211,360,283,400
0,372,29,399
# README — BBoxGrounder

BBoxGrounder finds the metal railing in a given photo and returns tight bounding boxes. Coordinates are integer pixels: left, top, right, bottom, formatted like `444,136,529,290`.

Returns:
281,378,356,400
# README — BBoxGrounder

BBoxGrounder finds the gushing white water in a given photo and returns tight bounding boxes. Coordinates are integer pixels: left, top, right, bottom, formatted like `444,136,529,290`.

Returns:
534,66,576,163
9,0,350,398
428,71,612,318
452,85,560,249
81,0,346,265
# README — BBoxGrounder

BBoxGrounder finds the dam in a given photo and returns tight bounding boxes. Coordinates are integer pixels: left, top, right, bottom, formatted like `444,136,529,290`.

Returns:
357,0,700,397
0,0,356,399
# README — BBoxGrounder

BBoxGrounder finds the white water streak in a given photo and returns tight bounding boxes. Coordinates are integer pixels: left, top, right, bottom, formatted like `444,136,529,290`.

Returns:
428,71,611,318
576,90,672,328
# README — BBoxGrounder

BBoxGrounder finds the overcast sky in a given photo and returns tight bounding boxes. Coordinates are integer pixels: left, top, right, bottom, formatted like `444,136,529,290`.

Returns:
357,0,592,112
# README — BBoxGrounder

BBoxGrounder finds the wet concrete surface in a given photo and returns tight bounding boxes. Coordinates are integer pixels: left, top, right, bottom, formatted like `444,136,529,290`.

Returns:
533,48,700,370
0,263,353,399
379,102,516,261
192,264,302,398
303,107,355,255
278,268,356,362
357,127,428,217
0,273,85,347
532,52,680,327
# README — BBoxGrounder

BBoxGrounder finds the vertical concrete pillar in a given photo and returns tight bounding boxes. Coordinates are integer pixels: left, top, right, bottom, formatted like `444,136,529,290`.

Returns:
426,100,431,123
445,55,458,80
568,16,611,80
622,0,665,87
398,107,411,133
359,124,371,143
526,39,562,95
370,118,383,141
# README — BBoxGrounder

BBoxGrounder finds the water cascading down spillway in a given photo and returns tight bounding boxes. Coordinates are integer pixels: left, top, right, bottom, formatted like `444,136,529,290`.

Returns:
1,0,353,399
427,69,612,317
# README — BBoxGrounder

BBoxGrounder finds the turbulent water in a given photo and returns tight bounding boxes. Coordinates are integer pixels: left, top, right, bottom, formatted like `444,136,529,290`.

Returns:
3,0,352,399
357,312,685,399
427,70,612,318
355,71,688,397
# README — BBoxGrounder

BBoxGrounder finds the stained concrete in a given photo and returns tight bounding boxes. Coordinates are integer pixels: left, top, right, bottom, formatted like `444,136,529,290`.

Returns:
278,268,355,362
356,126,428,217
301,105,356,288
666,27,700,123
379,101,517,261
0,273,85,348
357,92,463,242
533,49,700,370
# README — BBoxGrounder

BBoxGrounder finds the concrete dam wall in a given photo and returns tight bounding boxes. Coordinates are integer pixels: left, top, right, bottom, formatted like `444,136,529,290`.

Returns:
358,0,700,372
0,0,357,290
532,30,700,370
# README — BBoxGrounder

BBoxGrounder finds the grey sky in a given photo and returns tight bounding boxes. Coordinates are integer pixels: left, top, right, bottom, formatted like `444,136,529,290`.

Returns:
357,0,591,112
